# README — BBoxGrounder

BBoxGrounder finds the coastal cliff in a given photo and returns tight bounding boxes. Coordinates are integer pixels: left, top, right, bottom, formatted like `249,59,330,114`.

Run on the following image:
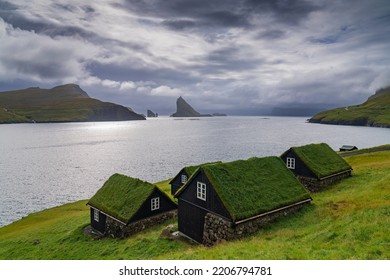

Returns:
309,87,390,128
0,84,145,123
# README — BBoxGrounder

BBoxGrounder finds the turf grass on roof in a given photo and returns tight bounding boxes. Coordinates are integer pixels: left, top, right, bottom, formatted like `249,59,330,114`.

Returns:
290,143,352,179
200,157,311,222
88,173,156,223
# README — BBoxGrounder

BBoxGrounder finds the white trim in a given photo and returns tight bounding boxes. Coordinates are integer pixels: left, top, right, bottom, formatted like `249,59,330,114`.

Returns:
235,198,312,225
197,182,206,201
151,197,160,211
87,205,126,225
286,157,295,169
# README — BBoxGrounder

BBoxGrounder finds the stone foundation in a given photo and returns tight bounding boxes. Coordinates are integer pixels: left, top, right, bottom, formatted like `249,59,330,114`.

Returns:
203,201,310,246
105,210,177,238
297,171,351,192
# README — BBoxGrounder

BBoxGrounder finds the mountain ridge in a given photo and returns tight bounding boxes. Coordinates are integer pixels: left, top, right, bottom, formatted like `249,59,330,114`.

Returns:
308,87,390,128
0,84,145,123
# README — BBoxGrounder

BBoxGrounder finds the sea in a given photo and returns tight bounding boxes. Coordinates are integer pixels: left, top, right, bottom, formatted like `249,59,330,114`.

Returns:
0,116,389,227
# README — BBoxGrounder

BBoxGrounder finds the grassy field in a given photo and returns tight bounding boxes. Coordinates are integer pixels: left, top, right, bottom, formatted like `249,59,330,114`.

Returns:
0,151,389,260
309,87,390,127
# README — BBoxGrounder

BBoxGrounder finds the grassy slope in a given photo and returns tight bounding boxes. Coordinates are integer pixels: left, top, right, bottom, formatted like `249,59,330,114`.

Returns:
0,84,144,123
309,87,390,127
0,151,389,260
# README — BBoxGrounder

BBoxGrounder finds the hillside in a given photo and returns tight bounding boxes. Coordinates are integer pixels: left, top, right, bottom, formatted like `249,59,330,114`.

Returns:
0,149,389,260
309,87,390,128
0,84,145,123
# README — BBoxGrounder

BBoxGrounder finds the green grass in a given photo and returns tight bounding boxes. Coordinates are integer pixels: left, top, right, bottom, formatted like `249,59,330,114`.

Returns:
309,87,390,127
88,174,158,223
0,151,389,259
290,143,352,178
0,84,144,123
199,157,311,221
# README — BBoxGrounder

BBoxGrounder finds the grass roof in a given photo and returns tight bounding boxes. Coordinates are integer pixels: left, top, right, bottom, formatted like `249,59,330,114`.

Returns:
290,143,352,179
170,162,221,184
200,157,311,222
87,173,156,223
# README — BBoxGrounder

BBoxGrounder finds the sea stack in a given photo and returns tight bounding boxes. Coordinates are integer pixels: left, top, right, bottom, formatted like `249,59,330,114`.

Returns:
170,96,201,117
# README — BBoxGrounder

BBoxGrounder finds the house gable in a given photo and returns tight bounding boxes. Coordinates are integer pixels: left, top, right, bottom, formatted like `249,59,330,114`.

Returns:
281,149,317,179
177,169,232,220
130,188,177,223
281,143,352,179
169,169,190,195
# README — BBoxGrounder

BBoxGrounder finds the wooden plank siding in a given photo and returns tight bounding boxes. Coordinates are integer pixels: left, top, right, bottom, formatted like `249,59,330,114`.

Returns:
130,188,177,223
281,149,317,179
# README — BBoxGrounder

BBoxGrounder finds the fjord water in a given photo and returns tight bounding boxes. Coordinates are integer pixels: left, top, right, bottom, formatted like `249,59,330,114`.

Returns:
1,116,389,226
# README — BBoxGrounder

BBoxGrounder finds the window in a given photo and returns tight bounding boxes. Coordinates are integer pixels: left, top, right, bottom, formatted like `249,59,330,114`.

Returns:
94,209,99,222
151,197,160,211
287,157,295,169
197,182,206,201
181,174,187,184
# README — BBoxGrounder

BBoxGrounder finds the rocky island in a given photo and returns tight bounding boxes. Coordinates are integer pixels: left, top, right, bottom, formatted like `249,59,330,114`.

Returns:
0,84,145,123
170,96,226,117
309,86,390,128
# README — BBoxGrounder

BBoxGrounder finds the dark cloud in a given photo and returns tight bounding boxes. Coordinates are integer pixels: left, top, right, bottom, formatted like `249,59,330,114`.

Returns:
123,0,319,32
257,29,286,40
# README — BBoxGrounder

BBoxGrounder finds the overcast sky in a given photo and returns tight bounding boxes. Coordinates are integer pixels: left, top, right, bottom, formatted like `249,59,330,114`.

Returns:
1,0,389,115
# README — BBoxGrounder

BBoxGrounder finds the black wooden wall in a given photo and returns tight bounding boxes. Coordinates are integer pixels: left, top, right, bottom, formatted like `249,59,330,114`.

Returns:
281,149,317,179
90,208,107,233
130,188,177,223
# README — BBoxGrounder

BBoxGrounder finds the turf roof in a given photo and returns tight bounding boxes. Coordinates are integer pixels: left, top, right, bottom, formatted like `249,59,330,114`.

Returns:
169,162,221,184
88,173,156,223
288,143,352,179
182,157,312,222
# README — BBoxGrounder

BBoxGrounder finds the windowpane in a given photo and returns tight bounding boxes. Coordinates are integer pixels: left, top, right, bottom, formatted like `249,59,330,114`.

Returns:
287,157,295,169
151,197,160,211
94,209,99,222
197,182,206,201
181,174,187,184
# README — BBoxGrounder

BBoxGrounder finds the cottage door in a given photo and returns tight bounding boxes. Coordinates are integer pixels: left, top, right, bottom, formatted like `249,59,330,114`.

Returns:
178,201,207,244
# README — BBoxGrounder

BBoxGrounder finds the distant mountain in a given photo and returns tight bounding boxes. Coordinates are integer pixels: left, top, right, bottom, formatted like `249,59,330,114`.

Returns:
309,87,390,128
170,96,226,117
0,84,145,123
147,109,157,117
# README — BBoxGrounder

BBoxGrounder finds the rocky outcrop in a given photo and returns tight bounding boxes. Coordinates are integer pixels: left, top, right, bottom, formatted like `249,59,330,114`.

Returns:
147,109,158,117
170,96,227,117
171,96,201,117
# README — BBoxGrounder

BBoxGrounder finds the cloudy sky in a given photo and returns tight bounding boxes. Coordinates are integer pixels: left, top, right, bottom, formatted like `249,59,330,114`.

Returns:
0,0,389,115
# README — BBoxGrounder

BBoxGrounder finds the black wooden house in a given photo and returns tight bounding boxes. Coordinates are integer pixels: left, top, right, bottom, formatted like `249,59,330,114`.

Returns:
87,173,177,237
174,157,312,245
169,162,220,195
280,143,352,192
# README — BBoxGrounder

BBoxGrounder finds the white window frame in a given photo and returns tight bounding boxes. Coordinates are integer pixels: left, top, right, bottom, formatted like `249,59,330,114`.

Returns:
94,209,99,222
181,174,188,184
197,182,207,201
287,157,295,169
151,197,160,211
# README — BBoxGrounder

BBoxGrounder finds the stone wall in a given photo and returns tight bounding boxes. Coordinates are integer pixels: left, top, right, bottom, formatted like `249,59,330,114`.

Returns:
105,210,177,238
297,170,351,192
203,202,310,246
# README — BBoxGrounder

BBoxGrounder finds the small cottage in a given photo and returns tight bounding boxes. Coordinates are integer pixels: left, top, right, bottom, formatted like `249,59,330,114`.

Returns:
339,145,358,152
280,143,352,192
174,157,312,246
87,173,177,238
169,162,220,195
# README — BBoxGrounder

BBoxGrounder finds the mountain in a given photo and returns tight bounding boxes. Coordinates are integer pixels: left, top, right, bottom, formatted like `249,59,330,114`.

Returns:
170,96,226,117
309,87,390,128
0,84,145,123
170,96,202,117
